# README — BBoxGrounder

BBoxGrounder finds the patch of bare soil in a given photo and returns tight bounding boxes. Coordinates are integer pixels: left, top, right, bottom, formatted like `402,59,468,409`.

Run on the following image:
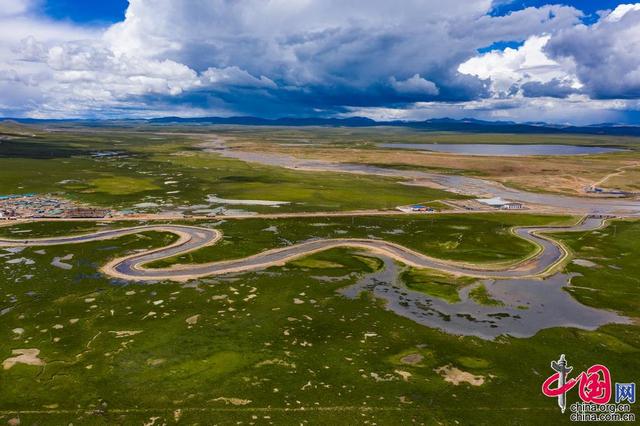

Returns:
3,348,45,370
211,397,252,406
185,314,200,325
400,353,424,365
109,330,143,338
435,365,485,386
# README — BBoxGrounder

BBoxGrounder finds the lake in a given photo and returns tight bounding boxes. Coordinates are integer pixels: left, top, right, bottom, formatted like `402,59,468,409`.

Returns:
378,143,625,156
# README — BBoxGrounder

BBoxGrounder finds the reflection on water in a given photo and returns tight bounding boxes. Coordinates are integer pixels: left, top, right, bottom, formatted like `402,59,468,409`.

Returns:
339,256,628,340
378,143,625,156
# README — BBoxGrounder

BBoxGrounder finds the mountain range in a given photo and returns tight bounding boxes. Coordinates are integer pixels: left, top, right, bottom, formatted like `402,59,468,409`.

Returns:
2,116,640,136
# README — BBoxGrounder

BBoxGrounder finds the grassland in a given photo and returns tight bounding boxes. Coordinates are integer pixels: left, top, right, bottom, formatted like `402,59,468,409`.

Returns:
0,216,638,425
400,268,475,303
3,124,640,212
157,150,461,211
554,219,640,316
468,284,504,306
0,213,572,268
89,176,162,195
0,126,463,212
597,166,640,191
143,213,572,268
212,126,640,195
1,123,638,425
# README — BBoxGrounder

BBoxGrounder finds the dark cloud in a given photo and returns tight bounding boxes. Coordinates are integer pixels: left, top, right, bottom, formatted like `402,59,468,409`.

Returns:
545,6,640,99
521,78,576,97
1,0,639,123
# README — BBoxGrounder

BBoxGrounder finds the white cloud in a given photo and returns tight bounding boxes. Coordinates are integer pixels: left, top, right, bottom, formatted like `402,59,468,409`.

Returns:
604,3,640,22
390,74,439,95
545,3,640,99
0,0,36,17
201,67,276,89
343,95,640,125
0,0,637,122
458,35,580,96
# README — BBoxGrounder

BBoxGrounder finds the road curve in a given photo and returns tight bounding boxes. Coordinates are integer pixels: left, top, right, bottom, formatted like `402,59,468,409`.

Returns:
0,217,606,282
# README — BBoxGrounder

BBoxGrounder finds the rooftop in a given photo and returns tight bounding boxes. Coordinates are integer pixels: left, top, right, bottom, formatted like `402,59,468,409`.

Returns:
477,197,522,206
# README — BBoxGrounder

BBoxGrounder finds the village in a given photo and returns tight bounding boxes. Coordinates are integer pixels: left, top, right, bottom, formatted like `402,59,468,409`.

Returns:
0,194,110,220
1,192,530,221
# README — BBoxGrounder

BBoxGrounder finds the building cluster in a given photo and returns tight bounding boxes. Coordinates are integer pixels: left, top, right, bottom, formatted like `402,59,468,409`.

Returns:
0,194,110,220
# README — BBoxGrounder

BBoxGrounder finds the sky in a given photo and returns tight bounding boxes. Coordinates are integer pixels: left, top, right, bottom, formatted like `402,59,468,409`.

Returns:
1,0,639,124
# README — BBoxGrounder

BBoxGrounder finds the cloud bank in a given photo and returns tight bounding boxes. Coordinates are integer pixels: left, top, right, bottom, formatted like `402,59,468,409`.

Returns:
1,0,639,124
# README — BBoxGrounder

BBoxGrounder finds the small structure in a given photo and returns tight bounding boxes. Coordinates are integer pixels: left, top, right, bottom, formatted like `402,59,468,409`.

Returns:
0,209,16,219
410,204,434,212
586,185,632,197
476,197,524,210
0,193,35,200
396,204,436,213
586,186,604,194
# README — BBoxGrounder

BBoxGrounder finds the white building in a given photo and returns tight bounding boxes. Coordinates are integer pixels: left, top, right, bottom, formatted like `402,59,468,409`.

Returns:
477,197,524,210
502,201,524,210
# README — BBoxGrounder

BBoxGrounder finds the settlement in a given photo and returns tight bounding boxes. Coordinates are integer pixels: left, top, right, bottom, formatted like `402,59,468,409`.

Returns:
0,194,109,220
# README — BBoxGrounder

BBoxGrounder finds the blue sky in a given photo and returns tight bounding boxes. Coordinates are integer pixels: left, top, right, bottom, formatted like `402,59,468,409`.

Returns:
43,0,128,24
1,0,639,123
490,0,630,16
41,1,630,25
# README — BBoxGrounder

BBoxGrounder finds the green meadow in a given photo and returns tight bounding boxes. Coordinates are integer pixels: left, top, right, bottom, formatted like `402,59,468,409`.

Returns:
555,219,640,316
401,268,475,303
0,128,461,212
0,216,638,425
0,124,638,425
0,213,571,267
147,213,571,267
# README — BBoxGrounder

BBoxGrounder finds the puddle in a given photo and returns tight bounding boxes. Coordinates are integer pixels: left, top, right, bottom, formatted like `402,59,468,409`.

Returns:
206,194,290,206
378,143,625,156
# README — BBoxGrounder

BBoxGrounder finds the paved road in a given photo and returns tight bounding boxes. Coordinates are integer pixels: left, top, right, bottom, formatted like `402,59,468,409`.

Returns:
0,217,605,282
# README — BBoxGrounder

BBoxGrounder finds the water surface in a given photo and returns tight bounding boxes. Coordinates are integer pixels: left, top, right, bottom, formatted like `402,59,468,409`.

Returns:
379,143,624,156
339,256,628,340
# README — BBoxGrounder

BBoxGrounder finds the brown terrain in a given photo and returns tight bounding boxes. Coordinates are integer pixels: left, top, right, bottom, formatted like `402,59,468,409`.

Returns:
224,137,639,196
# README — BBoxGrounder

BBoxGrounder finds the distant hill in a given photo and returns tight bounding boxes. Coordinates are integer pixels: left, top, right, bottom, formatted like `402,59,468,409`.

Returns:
0,120,38,137
147,116,379,127
146,116,640,136
2,116,640,137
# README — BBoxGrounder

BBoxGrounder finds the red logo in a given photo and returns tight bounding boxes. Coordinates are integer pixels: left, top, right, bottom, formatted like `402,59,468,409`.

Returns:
542,355,612,412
